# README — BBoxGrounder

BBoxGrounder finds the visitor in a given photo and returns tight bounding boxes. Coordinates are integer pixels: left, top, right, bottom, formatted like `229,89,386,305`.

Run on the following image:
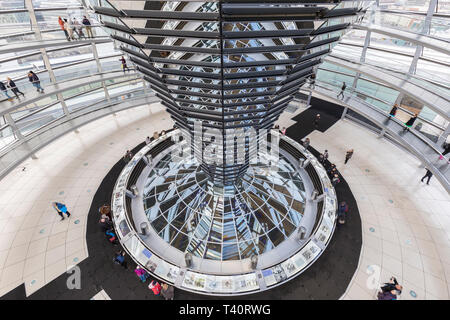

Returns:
309,73,316,89
153,131,160,140
281,127,286,135
303,137,310,151
113,250,127,269
319,153,324,164
377,289,398,300
344,149,353,164
6,78,25,99
134,266,150,283
52,201,71,221
331,174,340,187
120,56,130,72
148,280,161,295
123,150,133,163
380,277,402,295
27,71,44,93
106,229,118,245
145,136,151,145
420,168,433,185
99,204,112,220
313,113,320,128
389,104,398,119
0,81,12,101
72,18,85,39
58,16,70,41
161,283,174,300
327,163,336,177
337,201,348,225
82,16,94,38
64,19,75,41
337,82,346,99
98,218,112,232
323,150,329,162
403,113,418,132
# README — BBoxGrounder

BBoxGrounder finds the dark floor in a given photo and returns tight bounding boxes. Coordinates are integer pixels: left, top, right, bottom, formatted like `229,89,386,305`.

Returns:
1,99,361,300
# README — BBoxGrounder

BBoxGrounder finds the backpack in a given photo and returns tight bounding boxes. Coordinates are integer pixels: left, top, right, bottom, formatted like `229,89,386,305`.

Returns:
149,280,161,295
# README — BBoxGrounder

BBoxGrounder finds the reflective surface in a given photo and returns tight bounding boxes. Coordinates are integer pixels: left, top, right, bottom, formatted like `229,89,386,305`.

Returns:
143,148,306,261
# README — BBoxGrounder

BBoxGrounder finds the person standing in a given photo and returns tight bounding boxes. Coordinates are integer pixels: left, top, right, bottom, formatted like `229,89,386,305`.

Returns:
303,137,310,151
331,174,341,187
403,113,418,132
58,16,70,41
161,283,174,300
281,127,286,135
389,104,398,119
337,82,346,99
114,250,127,269
134,266,149,282
337,201,348,224
123,150,133,163
344,149,353,164
6,78,25,99
72,18,84,39
313,113,320,128
0,81,13,101
145,136,151,145
27,71,44,93
420,168,433,185
148,280,162,296
120,56,130,72
318,153,325,164
52,202,71,221
64,19,75,41
82,16,94,38
309,73,316,89
323,149,329,162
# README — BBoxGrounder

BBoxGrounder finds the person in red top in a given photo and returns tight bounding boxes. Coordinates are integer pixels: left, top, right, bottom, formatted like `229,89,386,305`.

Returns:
58,16,70,41
148,280,161,295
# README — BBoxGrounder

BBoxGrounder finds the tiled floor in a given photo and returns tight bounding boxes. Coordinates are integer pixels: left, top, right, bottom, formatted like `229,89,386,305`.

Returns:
0,103,173,297
0,103,448,299
304,119,450,300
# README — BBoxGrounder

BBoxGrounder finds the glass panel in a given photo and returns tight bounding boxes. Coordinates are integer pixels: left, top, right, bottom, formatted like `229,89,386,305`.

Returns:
0,126,17,152
17,102,64,136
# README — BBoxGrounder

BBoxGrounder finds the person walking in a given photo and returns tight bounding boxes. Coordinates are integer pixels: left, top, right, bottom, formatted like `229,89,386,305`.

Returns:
52,202,71,221
319,153,325,164
82,16,94,38
64,19,75,41
58,16,70,41
420,168,433,185
344,149,353,164
313,113,320,128
6,78,25,99
161,283,174,300
120,56,130,72
337,82,346,99
403,113,418,132
145,136,151,145
389,104,398,119
0,81,13,101
27,71,44,93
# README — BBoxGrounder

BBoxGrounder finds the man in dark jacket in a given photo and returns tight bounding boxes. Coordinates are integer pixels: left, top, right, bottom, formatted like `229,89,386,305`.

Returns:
6,77,25,99
420,168,433,185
